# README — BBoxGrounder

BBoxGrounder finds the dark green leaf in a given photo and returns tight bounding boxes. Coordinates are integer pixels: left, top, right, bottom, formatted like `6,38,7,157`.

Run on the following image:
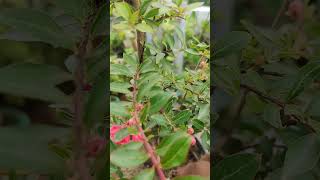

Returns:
173,110,192,125
282,133,320,177
213,31,251,59
0,63,71,103
212,65,240,96
263,104,282,128
173,176,205,180
0,125,68,174
212,153,260,180
286,61,320,101
0,8,74,49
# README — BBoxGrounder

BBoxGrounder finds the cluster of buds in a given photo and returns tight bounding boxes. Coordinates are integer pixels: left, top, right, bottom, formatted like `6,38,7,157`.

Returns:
110,103,145,145
187,127,196,146
285,0,304,22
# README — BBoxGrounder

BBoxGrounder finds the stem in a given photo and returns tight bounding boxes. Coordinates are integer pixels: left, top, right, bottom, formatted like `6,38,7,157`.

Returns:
130,1,166,178
132,71,166,180
72,6,97,180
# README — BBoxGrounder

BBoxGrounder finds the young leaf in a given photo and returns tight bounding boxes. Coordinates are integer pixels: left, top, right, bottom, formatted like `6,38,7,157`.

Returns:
144,8,159,19
156,131,192,169
114,2,133,21
136,22,154,33
213,31,251,59
0,8,74,49
286,61,320,101
133,168,155,180
0,63,71,103
212,153,260,180
110,147,149,168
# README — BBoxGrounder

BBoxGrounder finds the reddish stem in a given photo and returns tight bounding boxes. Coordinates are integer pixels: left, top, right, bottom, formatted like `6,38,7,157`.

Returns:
132,72,166,180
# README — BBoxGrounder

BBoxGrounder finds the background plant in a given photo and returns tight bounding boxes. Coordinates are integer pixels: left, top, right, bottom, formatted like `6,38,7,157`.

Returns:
0,0,107,179
213,0,320,179
110,0,210,179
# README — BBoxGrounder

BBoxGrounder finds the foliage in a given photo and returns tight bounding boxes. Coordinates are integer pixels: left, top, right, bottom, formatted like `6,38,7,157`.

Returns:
0,0,107,179
110,0,209,179
213,0,320,179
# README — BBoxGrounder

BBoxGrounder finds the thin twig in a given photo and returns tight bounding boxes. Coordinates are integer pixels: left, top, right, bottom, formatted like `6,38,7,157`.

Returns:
240,84,285,108
272,0,289,28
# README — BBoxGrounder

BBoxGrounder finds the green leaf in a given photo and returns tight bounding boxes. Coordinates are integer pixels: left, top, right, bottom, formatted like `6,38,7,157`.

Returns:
0,63,71,103
110,147,149,168
242,69,266,93
137,77,159,101
263,104,282,128
114,128,130,142
110,64,133,77
110,82,131,94
110,101,130,117
122,142,144,150
150,114,167,126
0,125,68,174
144,8,159,19
212,153,260,180
212,65,240,96
282,133,320,177
0,8,74,49
84,73,107,127
213,31,251,59
197,103,210,122
173,176,205,180
114,2,133,21
91,4,107,36
54,0,89,21
124,53,138,73
184,2,204,12
286,61,320,101
150,92,172,114
173,110,192,125
133,168,155,180
156,131,192,169
136,22,153,33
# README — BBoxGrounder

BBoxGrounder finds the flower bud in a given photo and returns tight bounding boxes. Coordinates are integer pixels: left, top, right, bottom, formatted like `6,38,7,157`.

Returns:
187,127,194,135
